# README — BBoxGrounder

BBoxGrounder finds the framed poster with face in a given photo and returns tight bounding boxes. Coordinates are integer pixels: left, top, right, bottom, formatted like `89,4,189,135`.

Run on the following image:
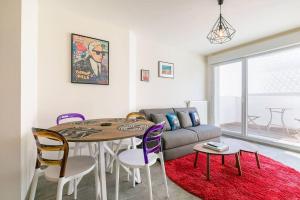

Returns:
71,33,109,85
158,61,174,78
141,69,150,82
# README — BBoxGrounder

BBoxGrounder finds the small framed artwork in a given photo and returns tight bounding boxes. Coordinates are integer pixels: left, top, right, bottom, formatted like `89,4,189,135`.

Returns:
71,33,109,85
158,61,174,78
141,69,150,82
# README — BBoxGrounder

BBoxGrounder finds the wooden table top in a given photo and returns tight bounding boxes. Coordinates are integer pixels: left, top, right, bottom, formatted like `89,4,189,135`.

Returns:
193,141,240,155
49,118,154,142
193,138,259,155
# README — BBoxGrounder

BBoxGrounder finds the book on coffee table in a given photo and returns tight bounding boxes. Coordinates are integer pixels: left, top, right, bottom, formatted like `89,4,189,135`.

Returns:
203,142,229,152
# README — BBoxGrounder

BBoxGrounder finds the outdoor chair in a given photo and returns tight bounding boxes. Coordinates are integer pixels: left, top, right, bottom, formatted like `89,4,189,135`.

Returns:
248,115,261,129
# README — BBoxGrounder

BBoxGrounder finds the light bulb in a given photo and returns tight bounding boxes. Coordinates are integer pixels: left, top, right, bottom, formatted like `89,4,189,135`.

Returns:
217,26,225,37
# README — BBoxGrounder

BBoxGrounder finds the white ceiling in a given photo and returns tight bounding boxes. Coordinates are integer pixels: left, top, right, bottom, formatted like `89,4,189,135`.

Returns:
59,0,300,55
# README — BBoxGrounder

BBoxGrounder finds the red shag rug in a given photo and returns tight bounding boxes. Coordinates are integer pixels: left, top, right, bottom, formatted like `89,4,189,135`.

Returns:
165,152,300,200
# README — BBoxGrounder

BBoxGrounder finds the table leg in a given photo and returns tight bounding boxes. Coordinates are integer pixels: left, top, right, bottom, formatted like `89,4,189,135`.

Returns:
106,140,123,171
266,108,272,131
235,153,242,176
98,142,107,200
206,153,210,180
281,109,289,134
222,155,225,165
255,152,261,169
194,152,199,168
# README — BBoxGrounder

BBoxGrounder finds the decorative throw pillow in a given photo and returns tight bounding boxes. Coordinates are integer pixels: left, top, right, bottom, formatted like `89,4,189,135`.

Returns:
177,111,193,128
166,113,181,130
189,111,201,126
150,113,171,131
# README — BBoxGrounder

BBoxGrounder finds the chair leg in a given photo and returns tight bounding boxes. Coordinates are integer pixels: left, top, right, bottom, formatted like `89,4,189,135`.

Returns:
94,164,101,200
127,170,130,182
115,161,120,200
135,168,141,184
74,142,80,156
68,143,80,195
56,178,66,200
105,142,112,169
88,143,94,157
74,179,78,199
145,165,153,200
109,144,116,174
132,168,136,188
29,169,42,200
159,152,169,198
127,144,132,183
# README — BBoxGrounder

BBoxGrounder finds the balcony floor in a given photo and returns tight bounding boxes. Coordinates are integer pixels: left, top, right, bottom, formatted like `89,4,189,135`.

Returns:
221,122,300,145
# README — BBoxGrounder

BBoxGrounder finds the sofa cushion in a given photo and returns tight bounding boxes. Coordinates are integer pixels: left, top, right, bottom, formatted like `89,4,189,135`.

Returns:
173,107,198,114
162,129,198,149
150,113,171,131
177,111,192,128
189,111,201,126
186,125,222,141
139,108,174,120
166,113,181,130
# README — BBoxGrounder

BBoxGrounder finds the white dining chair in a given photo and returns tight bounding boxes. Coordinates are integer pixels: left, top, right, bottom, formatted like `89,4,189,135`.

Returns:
107,112,145,185
29,128,100,200
115,123,169,200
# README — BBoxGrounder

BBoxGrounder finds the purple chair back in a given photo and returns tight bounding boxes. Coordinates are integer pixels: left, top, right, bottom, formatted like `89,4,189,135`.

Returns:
142,123,165,164
56,113,85,125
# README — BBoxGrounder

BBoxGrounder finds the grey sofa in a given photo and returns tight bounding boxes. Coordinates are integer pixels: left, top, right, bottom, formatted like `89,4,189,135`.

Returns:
139,107,221,160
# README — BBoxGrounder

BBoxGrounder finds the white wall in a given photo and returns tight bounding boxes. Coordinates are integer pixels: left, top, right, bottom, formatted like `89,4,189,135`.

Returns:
38,1,130,127
21,0,38,198
37,1,206,128
135,35,206,110
0,0,21,199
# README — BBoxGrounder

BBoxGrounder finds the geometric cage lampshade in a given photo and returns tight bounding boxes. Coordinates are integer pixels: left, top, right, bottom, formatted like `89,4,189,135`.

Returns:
207,0,236,44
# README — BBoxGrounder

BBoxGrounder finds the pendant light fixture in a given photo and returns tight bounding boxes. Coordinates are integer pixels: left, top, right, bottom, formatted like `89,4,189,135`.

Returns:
207,0,236,44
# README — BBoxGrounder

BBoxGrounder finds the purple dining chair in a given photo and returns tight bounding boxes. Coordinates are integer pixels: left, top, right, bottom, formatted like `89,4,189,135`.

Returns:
115,122,169,200
56,113,85,125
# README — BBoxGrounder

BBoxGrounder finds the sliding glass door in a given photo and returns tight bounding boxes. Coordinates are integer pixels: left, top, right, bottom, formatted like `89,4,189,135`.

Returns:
214,61,242,135
214,45,300,148
247,47,300,145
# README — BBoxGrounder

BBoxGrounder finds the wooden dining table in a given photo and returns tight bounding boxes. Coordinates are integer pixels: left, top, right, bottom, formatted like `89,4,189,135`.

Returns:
50,118,153,200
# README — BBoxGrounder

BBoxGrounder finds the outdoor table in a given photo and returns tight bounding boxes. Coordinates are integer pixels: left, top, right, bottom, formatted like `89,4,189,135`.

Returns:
265,107,290,134
50,118,153,200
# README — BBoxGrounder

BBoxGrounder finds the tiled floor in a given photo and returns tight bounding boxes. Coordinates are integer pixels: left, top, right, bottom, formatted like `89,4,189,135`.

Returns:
30,136,300,200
